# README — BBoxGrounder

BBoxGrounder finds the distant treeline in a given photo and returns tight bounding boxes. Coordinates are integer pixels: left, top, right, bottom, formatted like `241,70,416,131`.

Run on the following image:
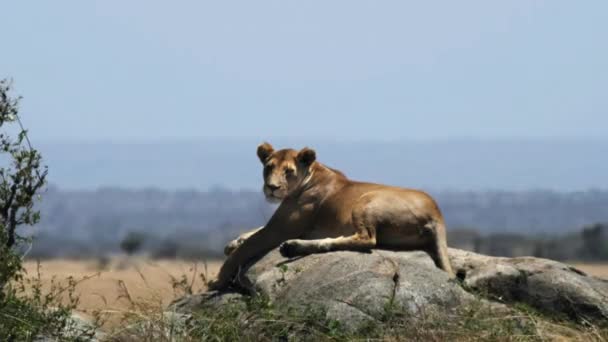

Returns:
449,223,608,261
26,186,608,260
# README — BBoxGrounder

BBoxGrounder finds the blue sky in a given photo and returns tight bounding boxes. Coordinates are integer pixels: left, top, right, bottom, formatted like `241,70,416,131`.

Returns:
2,1,607,142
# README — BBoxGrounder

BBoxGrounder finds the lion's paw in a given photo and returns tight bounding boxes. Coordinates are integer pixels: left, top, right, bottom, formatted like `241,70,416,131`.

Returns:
223,239,240,256
207,278,227,291
279,241,302,258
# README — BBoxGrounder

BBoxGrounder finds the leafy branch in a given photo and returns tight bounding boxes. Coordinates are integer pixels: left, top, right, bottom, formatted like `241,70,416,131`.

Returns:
0,78,47,290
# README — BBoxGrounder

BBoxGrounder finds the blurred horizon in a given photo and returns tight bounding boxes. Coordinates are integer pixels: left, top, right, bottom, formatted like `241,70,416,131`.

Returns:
33,138,608,192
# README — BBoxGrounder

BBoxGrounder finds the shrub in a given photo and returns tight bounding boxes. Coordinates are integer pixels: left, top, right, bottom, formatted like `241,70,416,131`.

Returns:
0,79,94,340
120,231,146,256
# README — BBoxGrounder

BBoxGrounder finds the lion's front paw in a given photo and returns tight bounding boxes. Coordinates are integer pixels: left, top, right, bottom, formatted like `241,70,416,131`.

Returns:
207,278,227,291
224,240,240,256
224,236,248,256
279,241,303,258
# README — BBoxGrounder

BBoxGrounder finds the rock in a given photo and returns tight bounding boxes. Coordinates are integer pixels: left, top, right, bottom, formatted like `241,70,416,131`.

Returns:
172,291,246,313
449,248,608,322
246,250,484,323
34,311,105,342
172,249,493,331
171,248,608,331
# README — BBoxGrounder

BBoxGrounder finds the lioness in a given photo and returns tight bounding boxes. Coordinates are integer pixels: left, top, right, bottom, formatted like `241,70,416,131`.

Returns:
208,143,454,290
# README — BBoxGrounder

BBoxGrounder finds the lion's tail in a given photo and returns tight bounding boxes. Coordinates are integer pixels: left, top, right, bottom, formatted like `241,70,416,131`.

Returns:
433,220,455,279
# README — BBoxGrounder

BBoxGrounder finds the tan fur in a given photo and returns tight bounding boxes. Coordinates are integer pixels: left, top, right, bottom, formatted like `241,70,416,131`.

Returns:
208,143,455,290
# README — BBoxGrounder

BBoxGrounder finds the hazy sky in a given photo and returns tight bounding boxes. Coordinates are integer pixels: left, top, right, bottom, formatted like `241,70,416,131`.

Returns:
2,1,607,142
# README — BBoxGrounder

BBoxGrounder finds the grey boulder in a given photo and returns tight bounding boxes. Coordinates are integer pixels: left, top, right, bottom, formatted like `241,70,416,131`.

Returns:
172,248,608,330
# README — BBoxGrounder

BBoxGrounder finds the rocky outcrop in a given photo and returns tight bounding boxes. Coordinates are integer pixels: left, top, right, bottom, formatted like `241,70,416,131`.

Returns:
171,248,608,331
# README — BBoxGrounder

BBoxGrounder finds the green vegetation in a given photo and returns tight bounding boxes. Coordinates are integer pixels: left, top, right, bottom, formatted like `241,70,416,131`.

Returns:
110,293,608,342
0,79,96,341
0,79,47,295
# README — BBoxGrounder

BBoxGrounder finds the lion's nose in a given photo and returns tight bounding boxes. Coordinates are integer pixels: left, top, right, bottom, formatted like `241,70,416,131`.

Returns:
267,184,280,191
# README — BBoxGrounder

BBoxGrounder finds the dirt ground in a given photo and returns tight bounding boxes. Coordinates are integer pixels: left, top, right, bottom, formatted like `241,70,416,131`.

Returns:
20,258,608,331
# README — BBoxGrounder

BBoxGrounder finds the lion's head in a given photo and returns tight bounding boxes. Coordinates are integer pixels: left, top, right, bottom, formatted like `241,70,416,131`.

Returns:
256,142,316,202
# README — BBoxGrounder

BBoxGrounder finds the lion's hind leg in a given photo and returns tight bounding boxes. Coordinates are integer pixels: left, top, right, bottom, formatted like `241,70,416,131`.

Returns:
279,233,376,258
280,203,378,258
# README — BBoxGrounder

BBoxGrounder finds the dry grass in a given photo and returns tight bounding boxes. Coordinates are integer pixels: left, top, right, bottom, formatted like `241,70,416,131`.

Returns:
21,257,222,331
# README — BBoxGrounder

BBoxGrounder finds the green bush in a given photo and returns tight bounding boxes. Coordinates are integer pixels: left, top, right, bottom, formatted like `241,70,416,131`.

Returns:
0,79,95,341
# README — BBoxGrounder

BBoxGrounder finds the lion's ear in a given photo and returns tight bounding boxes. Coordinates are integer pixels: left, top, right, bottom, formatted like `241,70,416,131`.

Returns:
257,142,274,163
297,147,316,166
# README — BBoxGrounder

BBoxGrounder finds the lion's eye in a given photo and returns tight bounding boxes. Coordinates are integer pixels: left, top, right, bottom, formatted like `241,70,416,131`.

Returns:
264,164,274,175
